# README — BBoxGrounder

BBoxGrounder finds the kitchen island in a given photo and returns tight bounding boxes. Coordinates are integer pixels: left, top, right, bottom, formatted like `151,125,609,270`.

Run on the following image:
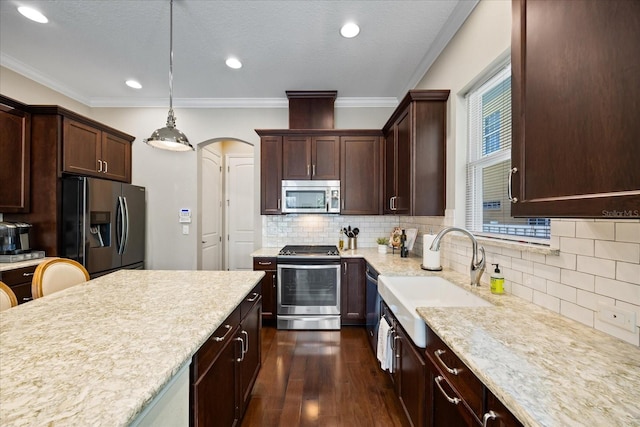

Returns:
0,269,264,426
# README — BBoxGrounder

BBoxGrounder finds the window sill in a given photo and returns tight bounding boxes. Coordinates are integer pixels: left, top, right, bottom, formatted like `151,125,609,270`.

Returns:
450,234,559,256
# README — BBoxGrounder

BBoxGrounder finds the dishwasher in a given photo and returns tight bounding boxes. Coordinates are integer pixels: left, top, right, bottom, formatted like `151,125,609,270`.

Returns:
365,262,381,352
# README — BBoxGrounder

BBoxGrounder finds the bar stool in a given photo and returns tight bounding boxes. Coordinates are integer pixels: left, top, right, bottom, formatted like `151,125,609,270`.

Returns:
31,258,90,299
0,281,18,311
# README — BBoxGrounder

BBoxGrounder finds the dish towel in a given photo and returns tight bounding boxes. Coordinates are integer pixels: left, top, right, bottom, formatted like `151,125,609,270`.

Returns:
377,317,392,372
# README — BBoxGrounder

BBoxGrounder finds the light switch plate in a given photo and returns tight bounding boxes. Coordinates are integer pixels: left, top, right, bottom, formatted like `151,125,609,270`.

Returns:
182,225,189,235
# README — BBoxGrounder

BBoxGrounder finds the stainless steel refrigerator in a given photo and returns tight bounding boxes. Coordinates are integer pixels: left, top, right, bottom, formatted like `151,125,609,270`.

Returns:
61,176,145,277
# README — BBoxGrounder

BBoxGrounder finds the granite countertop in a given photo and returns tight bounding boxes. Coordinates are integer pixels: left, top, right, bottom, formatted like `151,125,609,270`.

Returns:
0,269,265,426
0,257,54,272
252,247,640,426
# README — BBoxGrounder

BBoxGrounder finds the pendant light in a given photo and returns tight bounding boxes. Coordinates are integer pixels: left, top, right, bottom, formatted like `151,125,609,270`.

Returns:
145,0,193,151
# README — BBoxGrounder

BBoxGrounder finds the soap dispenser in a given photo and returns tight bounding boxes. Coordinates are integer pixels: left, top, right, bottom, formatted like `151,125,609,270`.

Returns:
490,263,504,294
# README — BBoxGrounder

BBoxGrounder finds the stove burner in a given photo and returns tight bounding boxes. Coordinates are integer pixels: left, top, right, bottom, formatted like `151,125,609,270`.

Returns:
278,245,340,257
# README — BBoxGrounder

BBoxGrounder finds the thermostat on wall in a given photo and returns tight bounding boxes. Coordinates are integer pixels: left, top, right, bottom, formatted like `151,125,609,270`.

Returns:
179,208,192,223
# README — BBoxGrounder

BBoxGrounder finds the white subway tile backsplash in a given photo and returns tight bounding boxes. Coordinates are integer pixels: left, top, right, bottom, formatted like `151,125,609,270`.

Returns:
533,262,561,282
559,237,595,256
523,273,547,293
594,277,640,305
560,269,596,292
595,240,640,263
511,258,533,275
576,255,616,279
594,318,639,346
547,281,578,303
576,289,614,311
575,220,615,241
504,268,523,285
545,252,577,270
615,222,640,243
551,220,576,237
616,262,640,285
615,301,640,327
511,283,533,302
533,291,560,313
560,301,594,327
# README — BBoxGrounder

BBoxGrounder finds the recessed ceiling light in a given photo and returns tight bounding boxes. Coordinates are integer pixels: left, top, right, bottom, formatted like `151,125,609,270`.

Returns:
225,58,242,69
340,22,360,38
18,6,48,24
125,80,142,89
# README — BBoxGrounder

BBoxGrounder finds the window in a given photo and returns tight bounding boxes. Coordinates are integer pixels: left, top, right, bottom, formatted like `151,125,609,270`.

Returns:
465,64,550,240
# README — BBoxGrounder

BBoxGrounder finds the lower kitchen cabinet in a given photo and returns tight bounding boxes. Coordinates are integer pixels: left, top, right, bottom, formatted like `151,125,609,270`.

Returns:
191,282,262,426
252,257,276,322
382,302,426,427
341,257,366,325
425,325,523,427
0,265,36,304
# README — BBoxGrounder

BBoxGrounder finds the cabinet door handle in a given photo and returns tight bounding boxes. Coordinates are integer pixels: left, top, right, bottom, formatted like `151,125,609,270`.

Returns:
434,349,461,375
22,272,34,277
508,167,518,203
104,160,108,173
246,292,260,302
341,199,345,210
394,335,401,358
212,324,233,342
272,273,276,285
483,411,497,427
241,330,249,354
307,164,310,176
98,159,103,172
258,261,272,266
235,336,245,362
277,199,281,210
22,297,33,302
435,376,461,405
312,164,316,176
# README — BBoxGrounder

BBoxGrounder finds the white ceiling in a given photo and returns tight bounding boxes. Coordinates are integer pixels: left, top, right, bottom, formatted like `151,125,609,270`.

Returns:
0,0,477,108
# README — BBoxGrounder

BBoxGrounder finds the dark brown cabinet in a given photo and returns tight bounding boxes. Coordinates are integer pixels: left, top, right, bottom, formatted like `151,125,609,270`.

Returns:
425,325,523,427
340,135,382,215
252,257,276,321
256,129,383,215
382,90,449,216
511,0,640,218
0,265,36,304
0,95,31,213
258,135,282,214
341,257,366,325
63,118,131,182
282,135,339,180
5,106,134,256
191,282,262,426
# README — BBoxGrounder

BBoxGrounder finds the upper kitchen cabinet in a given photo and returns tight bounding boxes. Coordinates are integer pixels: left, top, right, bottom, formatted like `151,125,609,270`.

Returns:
258,134,283,214
4,105,134,256
382,90,449,216
63,118,132,182
511,0,640,217
282,135,340,180
340,133,382,215
0,95,31,213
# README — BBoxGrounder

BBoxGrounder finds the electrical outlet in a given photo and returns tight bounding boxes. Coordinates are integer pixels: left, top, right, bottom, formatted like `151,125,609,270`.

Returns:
597,303,636,333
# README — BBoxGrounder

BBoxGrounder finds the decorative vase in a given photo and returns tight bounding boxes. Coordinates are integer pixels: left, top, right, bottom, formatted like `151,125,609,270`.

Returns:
378,244,388,254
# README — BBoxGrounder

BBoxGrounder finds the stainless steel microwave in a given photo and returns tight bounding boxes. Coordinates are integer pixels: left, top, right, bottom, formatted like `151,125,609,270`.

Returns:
281,180,340,214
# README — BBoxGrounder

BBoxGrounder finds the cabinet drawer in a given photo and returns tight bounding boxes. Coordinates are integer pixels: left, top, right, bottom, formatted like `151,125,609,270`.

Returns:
1,265,37,286
241,282,262,319
192,306,241,379
426,326,483,420
253,257,276,270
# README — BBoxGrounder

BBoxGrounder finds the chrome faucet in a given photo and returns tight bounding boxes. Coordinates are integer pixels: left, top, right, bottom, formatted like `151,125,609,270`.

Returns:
429,227,486,287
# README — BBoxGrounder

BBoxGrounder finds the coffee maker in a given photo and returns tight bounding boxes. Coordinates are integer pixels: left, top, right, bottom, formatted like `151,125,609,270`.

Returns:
0,222,33,254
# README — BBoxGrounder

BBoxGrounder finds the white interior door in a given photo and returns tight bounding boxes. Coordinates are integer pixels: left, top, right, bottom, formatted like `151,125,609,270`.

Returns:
225,155,254,270
200,146,223,270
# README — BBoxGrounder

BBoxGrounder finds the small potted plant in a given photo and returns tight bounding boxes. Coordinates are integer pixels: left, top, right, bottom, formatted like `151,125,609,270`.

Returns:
376,237,389,253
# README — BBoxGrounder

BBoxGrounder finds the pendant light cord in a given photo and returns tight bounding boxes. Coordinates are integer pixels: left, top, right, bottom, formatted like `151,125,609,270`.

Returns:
169,0,174,113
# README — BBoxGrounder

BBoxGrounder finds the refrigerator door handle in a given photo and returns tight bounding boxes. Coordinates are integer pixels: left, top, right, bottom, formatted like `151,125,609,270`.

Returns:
117,196,127,254
122,196,130,254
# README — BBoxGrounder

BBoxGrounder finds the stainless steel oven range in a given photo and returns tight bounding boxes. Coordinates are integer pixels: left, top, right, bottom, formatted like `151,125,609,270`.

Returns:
277,245,341,330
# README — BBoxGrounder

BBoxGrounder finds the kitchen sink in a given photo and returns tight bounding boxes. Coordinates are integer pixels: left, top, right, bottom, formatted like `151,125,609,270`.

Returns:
378,275,492,348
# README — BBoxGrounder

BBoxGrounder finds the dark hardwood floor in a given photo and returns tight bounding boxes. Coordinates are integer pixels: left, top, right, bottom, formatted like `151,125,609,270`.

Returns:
241,326,409,427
